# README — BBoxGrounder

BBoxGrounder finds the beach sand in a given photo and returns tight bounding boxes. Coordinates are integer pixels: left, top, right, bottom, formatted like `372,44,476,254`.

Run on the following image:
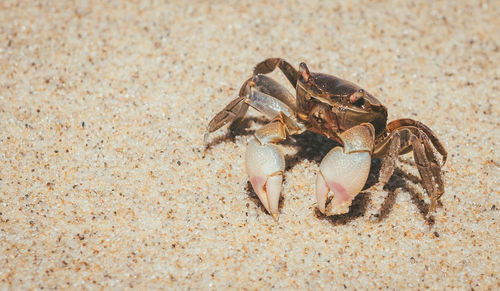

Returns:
0,0,498,289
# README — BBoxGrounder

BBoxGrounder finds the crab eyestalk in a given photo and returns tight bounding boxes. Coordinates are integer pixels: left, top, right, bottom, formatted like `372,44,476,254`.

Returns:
316,124,375,215
299,62,311,82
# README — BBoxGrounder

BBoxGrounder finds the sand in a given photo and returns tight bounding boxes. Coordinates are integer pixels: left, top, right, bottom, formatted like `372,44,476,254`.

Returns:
0,0,498,289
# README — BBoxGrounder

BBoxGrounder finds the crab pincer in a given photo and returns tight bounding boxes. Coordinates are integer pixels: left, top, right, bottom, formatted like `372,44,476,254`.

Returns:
316,123,375,215
246,138,285,220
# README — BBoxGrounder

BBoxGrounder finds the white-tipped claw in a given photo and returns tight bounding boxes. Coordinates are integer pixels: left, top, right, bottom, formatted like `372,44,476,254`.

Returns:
246,138,285,219
316,147,371,215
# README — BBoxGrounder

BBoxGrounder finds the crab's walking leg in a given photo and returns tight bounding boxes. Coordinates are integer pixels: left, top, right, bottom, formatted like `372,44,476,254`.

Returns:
386,119,447,165
374,126,446,213
253,58,299,87
373,121,445,215
204,74,297,146
378,132,401,185
245,74,297,111
204,95,249,146
411,131,444,213
316,124,375,215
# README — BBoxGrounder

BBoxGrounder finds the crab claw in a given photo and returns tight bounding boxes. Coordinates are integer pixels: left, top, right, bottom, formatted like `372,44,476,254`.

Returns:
316,124,374,215
246,138,285,220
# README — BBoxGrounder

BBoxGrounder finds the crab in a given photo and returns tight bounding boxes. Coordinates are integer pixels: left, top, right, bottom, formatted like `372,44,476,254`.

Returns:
204,58,447,220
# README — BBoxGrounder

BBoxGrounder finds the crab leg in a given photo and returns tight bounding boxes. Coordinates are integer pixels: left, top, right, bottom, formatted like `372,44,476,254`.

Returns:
204,74,297,146
316,124,375,215
253,58,299,87
385,119,447,165
245,74,297,111
374,123,445,215
411,130,445,213
378,131,401,185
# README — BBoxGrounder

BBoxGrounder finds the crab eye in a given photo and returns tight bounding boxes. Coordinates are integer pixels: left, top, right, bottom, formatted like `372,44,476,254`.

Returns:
299,62,311,82
350,89,365,106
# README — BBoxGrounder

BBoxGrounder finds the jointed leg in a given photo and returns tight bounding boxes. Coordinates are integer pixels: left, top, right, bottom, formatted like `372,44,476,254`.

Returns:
243,74,297,111
253,58,299,88
411,131,444,213
243,80,296,119
420,131,444,198
375,125,445,215
378,131,401,185
205,73,298,146
205,96,249,136
386,119,447,165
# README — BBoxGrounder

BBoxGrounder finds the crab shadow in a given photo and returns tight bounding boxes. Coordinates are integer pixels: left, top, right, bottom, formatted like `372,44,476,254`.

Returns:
314,192,372,225
207,118,436,225
204,117,266,149
367,163,437,225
